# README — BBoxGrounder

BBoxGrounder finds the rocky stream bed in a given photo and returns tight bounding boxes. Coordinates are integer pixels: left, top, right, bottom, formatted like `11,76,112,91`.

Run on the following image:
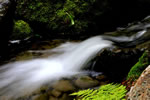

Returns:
1,0,150,100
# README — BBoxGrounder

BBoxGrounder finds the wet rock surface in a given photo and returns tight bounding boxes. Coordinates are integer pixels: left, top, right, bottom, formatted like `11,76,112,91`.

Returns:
15,74,108,100
52,80,75,92
93,48,143,82
74,76,99,89
92,19,150,82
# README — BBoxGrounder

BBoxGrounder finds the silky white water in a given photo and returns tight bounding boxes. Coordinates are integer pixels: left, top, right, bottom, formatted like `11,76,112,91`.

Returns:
0,29,147,99
0,36,113,99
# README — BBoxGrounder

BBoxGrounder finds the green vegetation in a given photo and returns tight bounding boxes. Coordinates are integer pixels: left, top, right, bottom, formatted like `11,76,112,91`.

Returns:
127,51,150,80
11,20,32,39
71,83,127,100
16,0,96,35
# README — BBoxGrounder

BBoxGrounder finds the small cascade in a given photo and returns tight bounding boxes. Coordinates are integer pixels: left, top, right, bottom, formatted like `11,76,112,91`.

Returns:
0,26,149,99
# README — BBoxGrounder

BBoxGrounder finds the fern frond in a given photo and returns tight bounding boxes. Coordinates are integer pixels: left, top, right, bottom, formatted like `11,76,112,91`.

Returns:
70,83,127,100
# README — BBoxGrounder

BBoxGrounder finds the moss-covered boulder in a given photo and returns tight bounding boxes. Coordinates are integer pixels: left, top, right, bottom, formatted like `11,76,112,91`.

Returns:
127,65,150,100
127,50,150,80
15,0,97,36
11,20,32,40
14,0,150,38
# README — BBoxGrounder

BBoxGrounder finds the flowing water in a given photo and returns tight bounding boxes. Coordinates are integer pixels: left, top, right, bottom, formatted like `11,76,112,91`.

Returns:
0,26,149,99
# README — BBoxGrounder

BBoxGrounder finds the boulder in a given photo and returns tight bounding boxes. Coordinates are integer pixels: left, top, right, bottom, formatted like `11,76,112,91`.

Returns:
74,76,99,89
93,48,143,82
59,93,72,100
11,20,32,40
127,65,150,100
34,93,49,100
51,89,62,98
49,96,58,100
52,80,75,92
0,0,16,58
15,0,150,38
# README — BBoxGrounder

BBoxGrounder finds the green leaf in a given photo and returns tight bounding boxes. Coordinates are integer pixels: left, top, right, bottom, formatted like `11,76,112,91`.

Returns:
70,83,127,100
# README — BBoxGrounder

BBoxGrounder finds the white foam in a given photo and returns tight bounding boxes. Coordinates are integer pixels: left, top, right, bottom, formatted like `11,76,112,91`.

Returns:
0,36,112,99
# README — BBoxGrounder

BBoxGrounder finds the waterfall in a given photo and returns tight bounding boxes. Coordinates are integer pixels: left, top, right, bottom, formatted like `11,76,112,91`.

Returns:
0,28,148,99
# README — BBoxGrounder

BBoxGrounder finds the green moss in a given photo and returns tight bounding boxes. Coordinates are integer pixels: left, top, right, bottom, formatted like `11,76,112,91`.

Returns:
127,50,150,80
16,0,97,35
71,83,127,100
11,20,32,39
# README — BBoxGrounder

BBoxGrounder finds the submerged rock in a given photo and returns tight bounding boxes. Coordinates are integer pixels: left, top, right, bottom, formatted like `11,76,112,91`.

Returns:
74,76,99,89
51,89,62,98
127,65,150,100
52,80,75,92
34,93,49,100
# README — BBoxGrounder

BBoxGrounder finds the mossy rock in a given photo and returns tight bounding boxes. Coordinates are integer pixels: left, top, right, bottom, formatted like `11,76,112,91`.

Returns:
15,0,108,36
127,50,150,80
11,20,32,40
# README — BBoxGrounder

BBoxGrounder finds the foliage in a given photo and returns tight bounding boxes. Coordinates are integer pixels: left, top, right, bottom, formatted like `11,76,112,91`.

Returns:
127,50,150,80
16,0,96,35
70,83,127,100
12,20,32,39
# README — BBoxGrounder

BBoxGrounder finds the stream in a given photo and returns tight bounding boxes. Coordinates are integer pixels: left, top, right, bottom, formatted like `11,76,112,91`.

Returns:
0,26,150,99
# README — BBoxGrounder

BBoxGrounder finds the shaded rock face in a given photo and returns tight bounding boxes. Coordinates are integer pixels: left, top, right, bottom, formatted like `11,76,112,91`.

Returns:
127,65,150,100
0,0,16,58
92,48,143,82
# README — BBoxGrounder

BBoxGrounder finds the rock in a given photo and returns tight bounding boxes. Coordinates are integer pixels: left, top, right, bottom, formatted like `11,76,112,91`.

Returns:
35,93,49,100
51,89,62,98
16,0,96,36
52,80,75,92
31,95,41,100
93,48,143,82
49,93,72,100
49,96,58,100
15,0,150,38
11,20,32,40
13,51,34,61
0,0,11,20
127,50,150,80
0,0,16,57
74,76,99,89
59,93,72,100
96,74,108,81
127,65,150,100
99,81,109,86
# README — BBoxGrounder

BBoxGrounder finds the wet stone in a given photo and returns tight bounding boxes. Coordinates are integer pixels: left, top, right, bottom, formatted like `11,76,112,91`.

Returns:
52,80,75,92
34,93,49,100
74,76,99,89
51,89,62,98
